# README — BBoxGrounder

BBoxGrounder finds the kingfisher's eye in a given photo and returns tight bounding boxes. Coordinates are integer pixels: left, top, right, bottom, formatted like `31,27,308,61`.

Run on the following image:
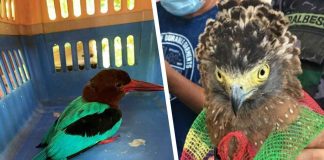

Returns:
115,83,122,88
257,64,270,81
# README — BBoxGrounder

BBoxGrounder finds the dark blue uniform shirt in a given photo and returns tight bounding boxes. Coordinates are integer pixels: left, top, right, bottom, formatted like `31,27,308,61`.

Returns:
157,2,219,156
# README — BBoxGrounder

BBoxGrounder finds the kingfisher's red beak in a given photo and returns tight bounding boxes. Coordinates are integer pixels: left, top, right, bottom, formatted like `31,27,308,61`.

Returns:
122,79,164,93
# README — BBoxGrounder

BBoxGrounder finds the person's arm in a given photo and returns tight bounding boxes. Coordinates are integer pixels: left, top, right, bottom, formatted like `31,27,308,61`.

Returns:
165,61,205,113
297,130,324,160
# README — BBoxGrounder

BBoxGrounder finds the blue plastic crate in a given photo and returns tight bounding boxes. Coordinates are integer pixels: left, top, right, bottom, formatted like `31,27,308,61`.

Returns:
0,14,173,160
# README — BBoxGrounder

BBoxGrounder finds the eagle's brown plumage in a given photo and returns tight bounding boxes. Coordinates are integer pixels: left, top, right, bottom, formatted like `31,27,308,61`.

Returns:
196,0,303,155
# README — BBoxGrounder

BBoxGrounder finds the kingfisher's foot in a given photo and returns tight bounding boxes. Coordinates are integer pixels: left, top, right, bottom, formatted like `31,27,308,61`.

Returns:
99,135,120,145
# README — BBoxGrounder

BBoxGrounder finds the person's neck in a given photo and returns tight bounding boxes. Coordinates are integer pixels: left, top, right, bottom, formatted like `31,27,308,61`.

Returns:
185,0,217,18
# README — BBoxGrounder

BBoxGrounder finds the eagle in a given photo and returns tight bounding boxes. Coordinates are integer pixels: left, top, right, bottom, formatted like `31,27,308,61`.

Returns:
196,0,306,158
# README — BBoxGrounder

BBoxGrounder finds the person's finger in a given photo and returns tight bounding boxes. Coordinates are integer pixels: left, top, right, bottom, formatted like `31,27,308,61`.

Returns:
296,149,324,160
305,130,324,149
208,156,214,160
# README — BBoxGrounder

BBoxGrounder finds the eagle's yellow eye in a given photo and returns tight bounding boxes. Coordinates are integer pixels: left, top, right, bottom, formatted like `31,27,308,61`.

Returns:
257,64,270,81
215,69,224,83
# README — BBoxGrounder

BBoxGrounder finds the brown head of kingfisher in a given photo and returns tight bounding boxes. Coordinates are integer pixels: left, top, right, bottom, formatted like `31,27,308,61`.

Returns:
82,69,164,108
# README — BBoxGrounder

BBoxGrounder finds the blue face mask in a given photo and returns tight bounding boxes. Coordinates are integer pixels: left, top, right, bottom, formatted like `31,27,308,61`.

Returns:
160,0,205,16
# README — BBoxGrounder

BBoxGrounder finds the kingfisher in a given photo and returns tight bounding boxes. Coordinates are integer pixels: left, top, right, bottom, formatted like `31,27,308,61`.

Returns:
33,69,164,160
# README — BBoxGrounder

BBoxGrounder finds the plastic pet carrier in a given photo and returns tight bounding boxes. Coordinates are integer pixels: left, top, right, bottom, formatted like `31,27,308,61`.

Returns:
0,0,173,159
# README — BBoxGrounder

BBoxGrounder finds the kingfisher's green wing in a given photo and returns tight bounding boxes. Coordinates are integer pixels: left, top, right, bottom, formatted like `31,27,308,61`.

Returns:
44,109,122,159
37,96,94,147
36,97,83,147
36,119,58,148
55,96,111,130
33,96,123,159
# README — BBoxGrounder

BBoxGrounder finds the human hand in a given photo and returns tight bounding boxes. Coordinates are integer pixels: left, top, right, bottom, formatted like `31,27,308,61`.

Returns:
296,130,324,160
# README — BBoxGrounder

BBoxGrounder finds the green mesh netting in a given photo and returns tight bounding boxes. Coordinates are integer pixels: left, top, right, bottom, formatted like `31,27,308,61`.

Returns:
254,106,324,160
181,107,324,160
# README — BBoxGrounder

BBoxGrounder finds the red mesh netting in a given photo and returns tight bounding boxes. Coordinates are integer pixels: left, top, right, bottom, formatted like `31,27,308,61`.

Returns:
218,131,256,160
300,90,324,115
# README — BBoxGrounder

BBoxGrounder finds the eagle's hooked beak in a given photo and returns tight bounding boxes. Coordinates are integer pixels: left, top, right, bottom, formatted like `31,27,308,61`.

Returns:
230,84,246,116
